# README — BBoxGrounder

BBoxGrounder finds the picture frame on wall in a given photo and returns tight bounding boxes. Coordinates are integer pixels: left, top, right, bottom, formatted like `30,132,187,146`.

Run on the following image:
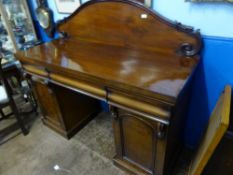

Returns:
136,0,152,7
55,0,81,14
144,0,152,7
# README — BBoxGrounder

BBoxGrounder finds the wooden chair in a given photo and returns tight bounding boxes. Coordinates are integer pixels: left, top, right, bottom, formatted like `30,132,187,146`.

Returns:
188,85,231,175
0,56,28,135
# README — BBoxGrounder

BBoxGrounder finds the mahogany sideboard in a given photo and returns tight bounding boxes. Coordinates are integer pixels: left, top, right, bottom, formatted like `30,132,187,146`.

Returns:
15,0,202,174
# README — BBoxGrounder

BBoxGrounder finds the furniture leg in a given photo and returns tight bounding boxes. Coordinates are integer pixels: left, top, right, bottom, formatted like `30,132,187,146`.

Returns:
0,108,5,119
10,100,29,135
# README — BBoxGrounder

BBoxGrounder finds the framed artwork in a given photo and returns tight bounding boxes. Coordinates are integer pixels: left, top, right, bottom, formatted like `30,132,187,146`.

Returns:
55,0,81,14
186,0,233,2
136,0,152,7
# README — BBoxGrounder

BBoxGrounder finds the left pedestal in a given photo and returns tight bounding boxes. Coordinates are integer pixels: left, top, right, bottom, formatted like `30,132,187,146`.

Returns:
32,76,100,139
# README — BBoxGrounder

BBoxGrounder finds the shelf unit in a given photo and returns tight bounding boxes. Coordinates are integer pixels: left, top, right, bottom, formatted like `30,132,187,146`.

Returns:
0,0,37,54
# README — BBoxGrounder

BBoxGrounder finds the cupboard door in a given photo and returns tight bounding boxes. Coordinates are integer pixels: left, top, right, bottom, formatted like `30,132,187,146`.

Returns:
113,108,167,175
33,79,63,128
122,113,155,170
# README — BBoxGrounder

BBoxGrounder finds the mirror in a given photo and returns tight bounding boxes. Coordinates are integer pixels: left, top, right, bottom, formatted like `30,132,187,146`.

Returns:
36,0,55,37
37,8,50,29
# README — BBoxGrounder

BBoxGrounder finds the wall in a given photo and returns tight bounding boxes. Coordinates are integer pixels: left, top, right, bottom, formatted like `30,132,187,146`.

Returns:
31,0,233,38
153,1,233,38
185,37,233,147
153,0,233,147
152,1,233,147
27,0,233,147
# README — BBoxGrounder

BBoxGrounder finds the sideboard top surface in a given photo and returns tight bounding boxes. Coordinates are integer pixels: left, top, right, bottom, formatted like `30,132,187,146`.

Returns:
16,0,202,103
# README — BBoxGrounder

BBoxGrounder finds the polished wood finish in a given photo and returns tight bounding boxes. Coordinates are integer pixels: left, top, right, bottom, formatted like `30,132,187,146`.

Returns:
50,73,106,99
32,75,100,139
189,86,231,175
17,38,199,105
112,107,167,175
108,90,170,119
17,0,201,104
33,79,63,127
15,0,202,174
111,78,192,175
57,0,201,57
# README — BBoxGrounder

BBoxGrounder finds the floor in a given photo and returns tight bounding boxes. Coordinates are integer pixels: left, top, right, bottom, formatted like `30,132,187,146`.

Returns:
0,110,191,175
0,112,128,175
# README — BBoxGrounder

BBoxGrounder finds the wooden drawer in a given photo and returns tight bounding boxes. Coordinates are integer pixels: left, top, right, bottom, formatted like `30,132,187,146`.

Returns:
107,88,171,124
50,73,106,100
23,64,48,78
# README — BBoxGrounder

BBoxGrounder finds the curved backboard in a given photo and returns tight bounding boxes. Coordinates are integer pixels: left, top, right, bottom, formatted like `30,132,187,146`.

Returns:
57,0,202,58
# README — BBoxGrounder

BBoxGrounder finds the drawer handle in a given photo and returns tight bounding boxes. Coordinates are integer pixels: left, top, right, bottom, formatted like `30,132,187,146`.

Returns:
157,123,166,139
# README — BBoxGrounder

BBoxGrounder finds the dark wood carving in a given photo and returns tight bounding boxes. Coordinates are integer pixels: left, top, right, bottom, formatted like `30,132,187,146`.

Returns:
57,0,201,57
15,0,203,174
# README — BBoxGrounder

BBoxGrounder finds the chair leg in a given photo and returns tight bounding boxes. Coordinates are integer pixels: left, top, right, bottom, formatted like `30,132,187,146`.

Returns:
14,112,29,135
9,100,29,135
0,108,5,118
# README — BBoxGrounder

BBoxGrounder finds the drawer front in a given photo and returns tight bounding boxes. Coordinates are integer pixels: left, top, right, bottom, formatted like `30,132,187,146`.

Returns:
23,64,48,78
50,73,106,100
112,107,167,175
108,89,171,124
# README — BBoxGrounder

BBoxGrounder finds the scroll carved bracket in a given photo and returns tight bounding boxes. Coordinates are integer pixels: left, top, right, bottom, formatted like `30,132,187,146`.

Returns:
56,18,70,39
59,31,69,39
174,21,202,57
175,22,194,33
